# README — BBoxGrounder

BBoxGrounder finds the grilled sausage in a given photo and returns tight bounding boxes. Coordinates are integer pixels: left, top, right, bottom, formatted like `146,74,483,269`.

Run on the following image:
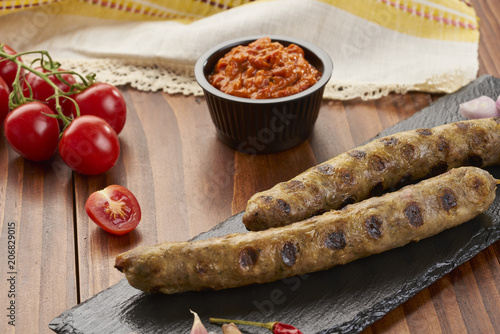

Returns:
115,167,496,294
243,118,500,231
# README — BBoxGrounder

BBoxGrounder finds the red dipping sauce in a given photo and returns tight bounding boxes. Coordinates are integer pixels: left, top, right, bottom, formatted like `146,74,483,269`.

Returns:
208,37,322,99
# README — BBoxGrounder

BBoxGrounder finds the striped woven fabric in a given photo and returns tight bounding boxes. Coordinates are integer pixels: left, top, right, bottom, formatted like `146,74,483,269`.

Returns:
0,0,477,32
319,0,477,42
0,0,480,99
0,0,255,21
0,0,478,40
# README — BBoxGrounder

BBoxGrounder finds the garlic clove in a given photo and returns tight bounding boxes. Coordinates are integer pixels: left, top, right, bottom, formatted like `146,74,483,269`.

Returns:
190,310,209,334
222,323,243,334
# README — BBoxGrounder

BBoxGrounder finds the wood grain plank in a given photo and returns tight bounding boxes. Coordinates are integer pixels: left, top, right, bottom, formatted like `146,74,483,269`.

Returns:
232,152,276,213
375,93,432,129
494,240,500,266
129,89,188,242
364,305,410,334
0,144,76,334
165,94,236,236
474,0,500,76
344,99,384,145
401,288,441,333
75,87,158,302
448,261,496,334
467,248,500,329
38,157,78,333
427,275,468,334
309,100,355,161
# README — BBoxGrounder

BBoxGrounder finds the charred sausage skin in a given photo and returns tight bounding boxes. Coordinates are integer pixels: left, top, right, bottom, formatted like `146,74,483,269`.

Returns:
115,167,496,294
243,118,500,231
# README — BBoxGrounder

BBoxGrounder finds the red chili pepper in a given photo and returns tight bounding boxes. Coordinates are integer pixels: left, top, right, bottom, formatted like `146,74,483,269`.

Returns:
209,317,303,334
272,322,303,334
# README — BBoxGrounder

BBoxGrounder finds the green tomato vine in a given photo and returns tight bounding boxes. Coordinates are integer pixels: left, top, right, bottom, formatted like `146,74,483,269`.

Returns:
0,43,96,128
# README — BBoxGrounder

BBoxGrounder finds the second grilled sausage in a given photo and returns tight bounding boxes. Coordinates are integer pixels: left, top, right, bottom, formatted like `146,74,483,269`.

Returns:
243,118,500,231
115,167,496,294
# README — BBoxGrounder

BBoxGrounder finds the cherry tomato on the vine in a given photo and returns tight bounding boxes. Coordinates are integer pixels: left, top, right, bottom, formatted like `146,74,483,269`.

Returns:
85,184,141,235
58,115,120,175
71,82,127,135
0,76,9,124
4,101,60,161
0,44,24,91
23,66,76,118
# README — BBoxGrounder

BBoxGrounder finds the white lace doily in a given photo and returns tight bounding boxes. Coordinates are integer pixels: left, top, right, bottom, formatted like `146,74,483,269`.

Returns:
57,58,475,101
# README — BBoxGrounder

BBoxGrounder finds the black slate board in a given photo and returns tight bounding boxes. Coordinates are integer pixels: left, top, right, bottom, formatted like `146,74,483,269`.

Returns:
50,75,500,334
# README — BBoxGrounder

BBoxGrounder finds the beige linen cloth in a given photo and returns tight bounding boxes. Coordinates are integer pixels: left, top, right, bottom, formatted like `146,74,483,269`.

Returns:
0,0,479,100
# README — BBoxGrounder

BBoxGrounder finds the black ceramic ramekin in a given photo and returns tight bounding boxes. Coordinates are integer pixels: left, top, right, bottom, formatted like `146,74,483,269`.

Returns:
195,35,333,154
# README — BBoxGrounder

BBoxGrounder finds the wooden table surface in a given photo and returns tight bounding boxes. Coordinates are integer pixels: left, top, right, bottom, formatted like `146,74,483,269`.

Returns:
1,1,499,333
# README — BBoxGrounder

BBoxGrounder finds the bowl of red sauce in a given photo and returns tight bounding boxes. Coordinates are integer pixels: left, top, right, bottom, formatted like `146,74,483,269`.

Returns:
195,35,333,154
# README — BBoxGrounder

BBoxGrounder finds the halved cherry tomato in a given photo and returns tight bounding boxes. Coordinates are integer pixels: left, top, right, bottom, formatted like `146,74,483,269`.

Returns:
0,44,24,91
0,76,9,124
85,185,141,235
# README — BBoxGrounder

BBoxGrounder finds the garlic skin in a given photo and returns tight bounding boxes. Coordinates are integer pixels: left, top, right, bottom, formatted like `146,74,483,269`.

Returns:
222,323,243,334
190,310,209,334
459,95,499,119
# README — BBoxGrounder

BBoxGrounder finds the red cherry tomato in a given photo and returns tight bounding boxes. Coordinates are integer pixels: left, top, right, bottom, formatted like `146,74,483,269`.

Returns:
23,66,76,118
58,115,120,175
0,44,24,91
3,101,60,161
85,185,141,235
0,76,9,124
71,82,127,134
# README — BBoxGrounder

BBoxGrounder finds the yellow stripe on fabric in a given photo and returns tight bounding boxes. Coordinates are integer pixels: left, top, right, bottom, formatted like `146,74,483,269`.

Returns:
30,0,201,22
317,0,479,42
77,0,202,21
1,0,63,13
424,0,476,18
0,0,257,20
142,0,256,18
